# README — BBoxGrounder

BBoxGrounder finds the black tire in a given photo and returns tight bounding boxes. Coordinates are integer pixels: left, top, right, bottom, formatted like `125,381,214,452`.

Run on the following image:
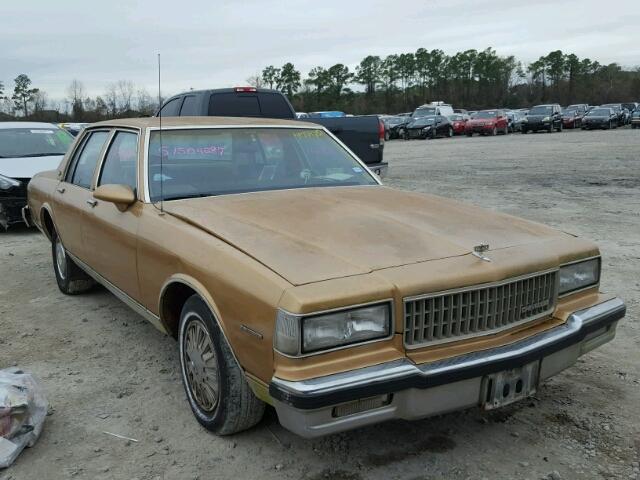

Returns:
503,125,509,135
556,122,563,133
51,229,95,295
447,126,453,138
522,128,528,134
548,124,554,133
608,121,612,130
429,129,436,139
466,132,473,137
179,294,264,435
384,131,390,141
490,126,497,136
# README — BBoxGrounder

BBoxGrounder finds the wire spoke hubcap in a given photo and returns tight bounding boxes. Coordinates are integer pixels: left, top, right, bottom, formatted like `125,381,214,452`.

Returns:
55,238,67,280
183,316,219,412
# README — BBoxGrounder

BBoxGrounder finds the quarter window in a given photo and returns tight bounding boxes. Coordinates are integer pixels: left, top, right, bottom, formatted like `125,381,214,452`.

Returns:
159,97,182,116
68,131,109,189
180,96,198,116
98,131,138,191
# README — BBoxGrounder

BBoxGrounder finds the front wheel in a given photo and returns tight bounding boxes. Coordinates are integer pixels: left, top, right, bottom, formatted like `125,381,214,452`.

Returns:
466,132,473,137
384,131,390,141
179,295,265,435
491,126,497,136
556,123,563,132
447,127,453,138
51,230,95,295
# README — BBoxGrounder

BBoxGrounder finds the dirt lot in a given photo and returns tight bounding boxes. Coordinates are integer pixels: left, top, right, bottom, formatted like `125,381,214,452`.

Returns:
1,127,639,480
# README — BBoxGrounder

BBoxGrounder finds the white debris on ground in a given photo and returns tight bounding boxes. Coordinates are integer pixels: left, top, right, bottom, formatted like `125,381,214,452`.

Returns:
0,368,47,469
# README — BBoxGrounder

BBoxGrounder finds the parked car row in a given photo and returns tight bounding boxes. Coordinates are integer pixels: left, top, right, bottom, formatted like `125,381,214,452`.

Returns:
380,100,639,141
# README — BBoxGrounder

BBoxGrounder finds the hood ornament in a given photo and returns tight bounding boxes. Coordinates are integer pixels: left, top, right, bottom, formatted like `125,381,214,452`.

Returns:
472,243,491,262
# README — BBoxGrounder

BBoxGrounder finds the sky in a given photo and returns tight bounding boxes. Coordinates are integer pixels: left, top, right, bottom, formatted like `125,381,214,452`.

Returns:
1,0,639,101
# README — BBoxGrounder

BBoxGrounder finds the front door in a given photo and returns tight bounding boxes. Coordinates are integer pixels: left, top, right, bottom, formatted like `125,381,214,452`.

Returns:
82,129,141,300
53,130,111,261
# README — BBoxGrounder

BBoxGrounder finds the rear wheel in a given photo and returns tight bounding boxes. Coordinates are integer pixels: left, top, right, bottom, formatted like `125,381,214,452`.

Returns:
51,230,95,295
179,295,265,435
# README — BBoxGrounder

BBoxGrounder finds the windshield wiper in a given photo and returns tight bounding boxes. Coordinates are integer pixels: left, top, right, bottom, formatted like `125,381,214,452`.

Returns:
13,153,64,158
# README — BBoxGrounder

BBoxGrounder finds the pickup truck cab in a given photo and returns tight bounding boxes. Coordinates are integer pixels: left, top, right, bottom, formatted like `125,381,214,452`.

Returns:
158,88,387,177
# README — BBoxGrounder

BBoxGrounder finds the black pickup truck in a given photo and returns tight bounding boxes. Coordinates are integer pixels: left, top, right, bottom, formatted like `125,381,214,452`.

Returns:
156,87,387,177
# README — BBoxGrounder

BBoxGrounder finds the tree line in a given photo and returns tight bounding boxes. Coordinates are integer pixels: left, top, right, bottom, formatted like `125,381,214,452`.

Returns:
0,76,159,122
1,48,638,122
257,48,640,114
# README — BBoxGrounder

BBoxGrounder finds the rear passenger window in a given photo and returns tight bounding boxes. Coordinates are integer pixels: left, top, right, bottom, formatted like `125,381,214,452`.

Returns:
68,131,109,189
209,93,261,117
259,93,294,118
180,96,198,116
159,98,182,116
98,131,138,191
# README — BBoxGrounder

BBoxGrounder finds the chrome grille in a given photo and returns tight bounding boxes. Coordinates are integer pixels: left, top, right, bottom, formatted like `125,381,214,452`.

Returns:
404,270,558,347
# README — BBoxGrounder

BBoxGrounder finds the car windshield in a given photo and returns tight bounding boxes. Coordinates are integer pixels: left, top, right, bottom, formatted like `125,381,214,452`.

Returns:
587,109,610,116
529,106,553,115
449,115,464,121
0,127,73,158
562,108,577,114
411,116,436,125
472,111,498,119
385,116,405,126
413,107,436,117
147,128,378,201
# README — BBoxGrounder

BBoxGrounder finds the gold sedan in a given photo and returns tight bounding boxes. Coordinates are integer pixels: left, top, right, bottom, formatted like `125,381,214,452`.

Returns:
26,117,625,438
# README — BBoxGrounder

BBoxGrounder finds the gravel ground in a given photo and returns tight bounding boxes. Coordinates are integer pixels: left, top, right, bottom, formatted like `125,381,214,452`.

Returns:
1,127,639,480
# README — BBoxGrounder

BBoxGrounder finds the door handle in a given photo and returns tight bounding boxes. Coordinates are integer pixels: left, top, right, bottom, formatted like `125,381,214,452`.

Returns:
86,199,98,207
56,187,66,194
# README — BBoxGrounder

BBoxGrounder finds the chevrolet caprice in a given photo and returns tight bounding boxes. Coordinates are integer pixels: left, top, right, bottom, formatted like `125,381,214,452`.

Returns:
25,117,626,438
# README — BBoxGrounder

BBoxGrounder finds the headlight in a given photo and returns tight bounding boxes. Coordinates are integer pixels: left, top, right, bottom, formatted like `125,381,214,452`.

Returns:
542,116,551,122
0,175,21,190
559,258,600,295
274,303,391,355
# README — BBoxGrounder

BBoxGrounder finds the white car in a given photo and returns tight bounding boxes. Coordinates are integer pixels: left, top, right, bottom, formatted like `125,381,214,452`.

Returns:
0,122,73,229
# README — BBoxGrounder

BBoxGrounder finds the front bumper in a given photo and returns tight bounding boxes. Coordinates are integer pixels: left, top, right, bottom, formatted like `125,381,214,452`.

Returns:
0,195,28,230
270,297,625,438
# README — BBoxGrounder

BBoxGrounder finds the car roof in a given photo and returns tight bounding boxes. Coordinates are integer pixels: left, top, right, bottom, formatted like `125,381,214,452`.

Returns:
0,121,59,130
87,116,320,130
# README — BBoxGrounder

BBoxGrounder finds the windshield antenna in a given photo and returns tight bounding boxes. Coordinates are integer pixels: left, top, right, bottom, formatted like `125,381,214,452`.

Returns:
157,53,164,214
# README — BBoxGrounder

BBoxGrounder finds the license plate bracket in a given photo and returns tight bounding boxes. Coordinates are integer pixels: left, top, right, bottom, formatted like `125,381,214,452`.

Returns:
481,361,539,410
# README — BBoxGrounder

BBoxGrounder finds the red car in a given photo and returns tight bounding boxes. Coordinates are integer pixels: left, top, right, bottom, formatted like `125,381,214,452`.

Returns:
448,114,469,135
465,110,509,136
562,104,588,128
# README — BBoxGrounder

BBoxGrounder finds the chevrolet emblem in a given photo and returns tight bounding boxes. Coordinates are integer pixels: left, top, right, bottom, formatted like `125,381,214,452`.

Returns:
472,243,491,262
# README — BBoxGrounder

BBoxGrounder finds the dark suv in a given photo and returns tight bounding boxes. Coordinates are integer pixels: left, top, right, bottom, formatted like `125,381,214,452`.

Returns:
522,104,563,133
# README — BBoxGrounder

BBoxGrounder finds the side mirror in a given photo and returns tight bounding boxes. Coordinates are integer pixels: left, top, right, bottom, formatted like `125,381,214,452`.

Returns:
94,184,136,212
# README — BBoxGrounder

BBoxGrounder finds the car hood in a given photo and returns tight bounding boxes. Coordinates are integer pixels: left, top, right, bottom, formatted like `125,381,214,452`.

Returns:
163,186,569,285
526,115,549,121
467,118,495,125
0,155,63,179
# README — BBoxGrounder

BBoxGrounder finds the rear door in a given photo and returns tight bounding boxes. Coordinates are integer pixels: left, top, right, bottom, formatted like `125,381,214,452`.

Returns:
53,129,110,261
83,129,141,299
302,116,383,165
